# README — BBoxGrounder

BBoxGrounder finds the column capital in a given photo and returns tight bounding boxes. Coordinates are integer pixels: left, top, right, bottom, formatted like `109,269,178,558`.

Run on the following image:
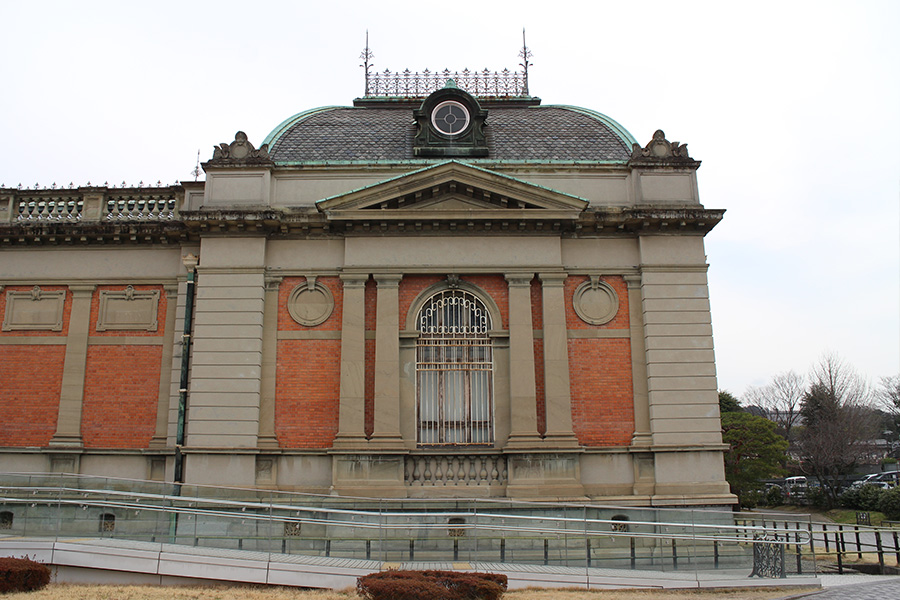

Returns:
505,273,534,287
264,275,283,290
163,283,179,297
538,272,568,286
340,273,369,287
68,284,97,297
373,273,403,287
623,274,642,288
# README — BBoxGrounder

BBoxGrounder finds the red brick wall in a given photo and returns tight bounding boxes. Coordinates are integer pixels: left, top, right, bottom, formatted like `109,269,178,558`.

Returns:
0,346,64,446
565,276,634,447
531,278,546,435
80,285,167,448
81,346,162,448
274,276,343,447
0,286,69,446
275,339,341,447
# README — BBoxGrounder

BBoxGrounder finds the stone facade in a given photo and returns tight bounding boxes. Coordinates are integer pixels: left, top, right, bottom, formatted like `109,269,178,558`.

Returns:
0,84,733,506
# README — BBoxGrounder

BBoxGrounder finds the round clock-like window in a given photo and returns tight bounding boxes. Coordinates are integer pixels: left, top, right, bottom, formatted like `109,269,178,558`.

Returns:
431,101,470,135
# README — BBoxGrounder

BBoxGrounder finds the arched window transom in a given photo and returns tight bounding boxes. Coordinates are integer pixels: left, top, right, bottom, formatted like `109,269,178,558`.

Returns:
416,289,493,446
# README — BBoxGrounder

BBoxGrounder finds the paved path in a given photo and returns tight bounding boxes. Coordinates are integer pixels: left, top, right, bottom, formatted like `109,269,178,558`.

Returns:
796,576,900,599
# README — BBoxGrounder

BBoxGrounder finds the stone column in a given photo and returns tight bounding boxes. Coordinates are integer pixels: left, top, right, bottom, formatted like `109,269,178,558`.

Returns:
503,274,541,448
257,275,282,449
150,284,179,448
624,274,652,447
332,273,369,448
370,274,404,449
539,273,579,448
50,284,96,447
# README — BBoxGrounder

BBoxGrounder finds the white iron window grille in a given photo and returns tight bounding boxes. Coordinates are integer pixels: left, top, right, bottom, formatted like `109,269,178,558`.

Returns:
416,289,493,446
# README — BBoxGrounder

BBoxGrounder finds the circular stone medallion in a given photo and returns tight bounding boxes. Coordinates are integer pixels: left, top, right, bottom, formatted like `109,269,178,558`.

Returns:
287,282,334,327
572,280,619,326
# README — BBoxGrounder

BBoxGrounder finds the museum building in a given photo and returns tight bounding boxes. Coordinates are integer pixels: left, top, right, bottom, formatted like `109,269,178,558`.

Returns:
0,65,733,506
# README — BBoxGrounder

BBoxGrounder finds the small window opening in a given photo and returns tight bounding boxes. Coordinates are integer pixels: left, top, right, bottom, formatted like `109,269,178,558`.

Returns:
99,513,116,532
448,517,466,537
0,511,12,530
284,522,302,537
610,514,630,533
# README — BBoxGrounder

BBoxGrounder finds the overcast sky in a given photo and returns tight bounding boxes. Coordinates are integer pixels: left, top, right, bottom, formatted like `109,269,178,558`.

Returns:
1,0,897,398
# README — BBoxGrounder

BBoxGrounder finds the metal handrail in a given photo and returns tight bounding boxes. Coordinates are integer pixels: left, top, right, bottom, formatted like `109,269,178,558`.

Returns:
1,485,810,546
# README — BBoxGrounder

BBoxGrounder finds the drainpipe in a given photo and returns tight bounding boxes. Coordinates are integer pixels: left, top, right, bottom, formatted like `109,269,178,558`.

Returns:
174,253,198,484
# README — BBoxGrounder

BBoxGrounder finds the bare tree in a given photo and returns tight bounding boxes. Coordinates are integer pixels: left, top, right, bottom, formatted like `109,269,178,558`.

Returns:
796,353,877,506
875,374,900,416
743,370,805,442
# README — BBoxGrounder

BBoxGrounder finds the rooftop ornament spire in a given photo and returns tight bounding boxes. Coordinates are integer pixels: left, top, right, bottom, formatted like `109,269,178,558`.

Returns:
519,29,532,96
360,30,374,97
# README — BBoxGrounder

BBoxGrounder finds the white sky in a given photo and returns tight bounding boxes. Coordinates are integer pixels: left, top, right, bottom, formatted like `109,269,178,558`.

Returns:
1,0,897,398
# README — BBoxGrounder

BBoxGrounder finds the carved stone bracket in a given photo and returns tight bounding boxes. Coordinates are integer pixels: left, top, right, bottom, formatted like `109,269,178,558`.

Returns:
629,130,700,167
207,131,273,165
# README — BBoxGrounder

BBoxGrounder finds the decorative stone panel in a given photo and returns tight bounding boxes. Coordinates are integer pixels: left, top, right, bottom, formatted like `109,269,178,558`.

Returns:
2,286,65,331
287,278,334,327
96,286,159,331
572,276,619,325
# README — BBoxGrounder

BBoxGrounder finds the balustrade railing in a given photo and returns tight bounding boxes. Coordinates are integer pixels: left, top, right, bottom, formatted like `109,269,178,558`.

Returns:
405,454,506,487
105,194,177,221
6,187,180,224
16,197,83,221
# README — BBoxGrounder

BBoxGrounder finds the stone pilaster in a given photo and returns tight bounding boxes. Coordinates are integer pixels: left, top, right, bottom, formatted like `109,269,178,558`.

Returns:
49,284,96,447
150,284,179,448
538,273,579,448
332,273,369,449
503,274,541,448
257,275,282,449
370,274,404,449
624,274,652,447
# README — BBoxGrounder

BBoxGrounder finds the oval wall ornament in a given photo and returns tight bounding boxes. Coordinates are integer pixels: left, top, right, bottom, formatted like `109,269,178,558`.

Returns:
287,280,334,327
572,278,619,326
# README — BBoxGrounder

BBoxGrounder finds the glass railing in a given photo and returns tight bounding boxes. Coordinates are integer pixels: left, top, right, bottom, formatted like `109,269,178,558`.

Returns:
0,472,816,580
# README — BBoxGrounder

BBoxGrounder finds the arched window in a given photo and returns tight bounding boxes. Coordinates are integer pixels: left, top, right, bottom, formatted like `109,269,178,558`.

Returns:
416,289,493,446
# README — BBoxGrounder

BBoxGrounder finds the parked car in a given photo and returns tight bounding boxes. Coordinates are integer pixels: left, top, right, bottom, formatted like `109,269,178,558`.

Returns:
850,472,900,489
784,476,808,500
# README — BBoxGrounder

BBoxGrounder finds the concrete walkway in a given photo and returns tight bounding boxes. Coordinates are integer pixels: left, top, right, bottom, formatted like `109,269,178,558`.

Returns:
793,575,900,599
1,534,823,591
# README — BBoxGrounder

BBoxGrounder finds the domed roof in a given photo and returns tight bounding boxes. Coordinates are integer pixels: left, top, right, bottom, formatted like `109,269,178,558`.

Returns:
264,104,636,164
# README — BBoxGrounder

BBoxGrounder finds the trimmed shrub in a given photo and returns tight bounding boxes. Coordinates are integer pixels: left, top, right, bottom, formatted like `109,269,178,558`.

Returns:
765,485,784,507
879,487,900,521
858,484,887,512
739,489,760,509
806,486,829,509
839,486,861,509
0,557,51,593
357,570,507,600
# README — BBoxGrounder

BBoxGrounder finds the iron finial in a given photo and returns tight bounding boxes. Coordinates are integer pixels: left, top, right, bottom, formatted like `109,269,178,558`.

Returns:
518,28,533,96
360,30,374,96
191,150,201,181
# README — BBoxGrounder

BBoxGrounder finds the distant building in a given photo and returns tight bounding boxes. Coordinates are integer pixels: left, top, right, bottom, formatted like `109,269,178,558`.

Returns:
0,63,732,506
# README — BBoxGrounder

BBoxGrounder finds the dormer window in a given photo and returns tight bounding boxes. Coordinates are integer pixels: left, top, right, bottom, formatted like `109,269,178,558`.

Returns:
413,82,488,157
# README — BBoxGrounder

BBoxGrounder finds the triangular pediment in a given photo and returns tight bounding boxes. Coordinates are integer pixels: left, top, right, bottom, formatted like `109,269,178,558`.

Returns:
316,161,588,221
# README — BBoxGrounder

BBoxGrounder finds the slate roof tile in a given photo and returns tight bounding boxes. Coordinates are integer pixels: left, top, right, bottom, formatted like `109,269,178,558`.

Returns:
269,106,631,163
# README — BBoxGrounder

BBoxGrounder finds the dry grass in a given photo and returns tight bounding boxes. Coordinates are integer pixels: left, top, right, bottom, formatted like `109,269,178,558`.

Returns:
1,584,815,600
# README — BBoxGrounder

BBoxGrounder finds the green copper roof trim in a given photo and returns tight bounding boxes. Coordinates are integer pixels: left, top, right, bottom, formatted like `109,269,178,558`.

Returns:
315,160,590,206
545,105,638,147
262,106,348,149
